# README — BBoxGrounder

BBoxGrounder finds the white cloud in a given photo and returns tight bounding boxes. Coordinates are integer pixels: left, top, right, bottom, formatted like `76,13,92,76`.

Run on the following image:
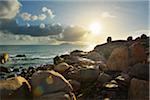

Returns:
0,0,21,19
101,12,116,18
20,12,31,21
38,14,47,21
42,7,54,17
39,23,45,29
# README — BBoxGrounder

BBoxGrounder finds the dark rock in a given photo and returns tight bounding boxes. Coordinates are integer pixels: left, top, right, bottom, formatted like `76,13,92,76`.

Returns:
0,66,10,73
128,78,149,100
127,36,133,41
128,63,149,80
54,62,71,73
70,50,87,57
16,54,26,57
141,34,148,39
97,72,112,85
13,68,20,72
0,76,31,100
53,56,64,65
68,79,81,92
107,37,112,43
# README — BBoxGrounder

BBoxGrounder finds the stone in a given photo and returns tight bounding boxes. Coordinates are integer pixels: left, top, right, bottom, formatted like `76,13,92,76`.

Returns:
68,68,99,83
53,56,64,65
128,78,149,100
0,53,9,64
0,66,10,73
106,47,129,71
68,80,81,92
129,42,147,66
31,70,74,99
86,51,106,62
70,50,87,57
54,62,71,73
128,63,149,80
16,54,26,57
97,72,112,85
0,76,31,100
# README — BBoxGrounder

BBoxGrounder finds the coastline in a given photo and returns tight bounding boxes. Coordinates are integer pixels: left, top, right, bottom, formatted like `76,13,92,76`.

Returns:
0,35,149,100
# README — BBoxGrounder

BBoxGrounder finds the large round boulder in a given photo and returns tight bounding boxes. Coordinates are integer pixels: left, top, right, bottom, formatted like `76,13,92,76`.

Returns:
129,42,147,66
54,62,71,73
0,76,31,100
128,78,149,100
31,70,75,100
86,51,106,62
106,47,129,71
128,63,149,80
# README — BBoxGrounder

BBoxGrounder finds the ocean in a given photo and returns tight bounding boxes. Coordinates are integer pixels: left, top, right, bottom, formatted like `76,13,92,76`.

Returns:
0,44,91,68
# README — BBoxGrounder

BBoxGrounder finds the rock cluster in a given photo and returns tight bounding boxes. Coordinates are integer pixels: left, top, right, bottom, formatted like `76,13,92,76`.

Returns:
0,34,149,100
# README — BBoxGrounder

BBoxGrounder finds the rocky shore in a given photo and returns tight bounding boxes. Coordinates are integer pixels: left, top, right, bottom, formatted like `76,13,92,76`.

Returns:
0,34,149,100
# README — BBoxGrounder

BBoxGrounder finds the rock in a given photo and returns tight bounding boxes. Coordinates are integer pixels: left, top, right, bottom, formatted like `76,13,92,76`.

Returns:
0,53,9,64
129,42,147,66
13,68,20,72
31,70,74,99
0,76,31,100
16,54,26,57
128,63,149,80
128,78,149,100
106,47,129,71
53,56,64,65
86,51,106,62
97,72,112,85
70,50,87,57
68,80,81,92
68,68,99,83
0,66,10,73
54,62,71,73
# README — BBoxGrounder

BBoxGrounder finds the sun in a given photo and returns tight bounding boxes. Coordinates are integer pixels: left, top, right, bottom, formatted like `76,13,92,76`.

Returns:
89,22,102,35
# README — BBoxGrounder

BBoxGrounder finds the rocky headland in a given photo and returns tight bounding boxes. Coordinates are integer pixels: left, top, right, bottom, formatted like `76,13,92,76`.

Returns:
0,34,149,100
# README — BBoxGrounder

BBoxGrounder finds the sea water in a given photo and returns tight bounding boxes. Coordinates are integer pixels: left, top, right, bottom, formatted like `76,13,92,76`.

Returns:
0,44,90,68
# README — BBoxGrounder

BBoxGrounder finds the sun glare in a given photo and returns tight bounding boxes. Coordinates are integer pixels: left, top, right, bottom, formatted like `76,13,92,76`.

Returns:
89,22,102,35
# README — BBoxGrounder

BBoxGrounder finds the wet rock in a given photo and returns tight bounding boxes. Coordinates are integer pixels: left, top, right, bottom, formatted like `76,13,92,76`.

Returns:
0,76,31,100
54,62,71,73
0,66,10,73
128,63,149,80
86,51,106,62
16,54,26,57
31,70,75,100
0,53,9,64
13,68,20,72
106,47,129,71
128,78,149,100
97,72,112,85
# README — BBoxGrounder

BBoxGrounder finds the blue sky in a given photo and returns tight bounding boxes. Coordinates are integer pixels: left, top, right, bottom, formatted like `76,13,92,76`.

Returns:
0,0,149,45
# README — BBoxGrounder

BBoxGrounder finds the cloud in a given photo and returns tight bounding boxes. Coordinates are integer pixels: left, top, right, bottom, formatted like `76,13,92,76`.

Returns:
0,31,60,45
59,25,87,42
20,7,54,21
0,0,21,19
39,23,45,29
101,12,116,18
20,13,47,21
42,7,54,17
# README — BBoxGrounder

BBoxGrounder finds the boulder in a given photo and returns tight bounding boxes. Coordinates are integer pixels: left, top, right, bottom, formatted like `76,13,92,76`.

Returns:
53,56,64,65
128,63,149,80
106,47,129,71
97,72,112,85
31,70,75,99
68,80,81,92
54,62,71,73
70,50,87,57
128,78,149,100
0,53,9,64
0,76,31,100
86,51,106,62
0,66,10,73
68,68,99,83
129,42,147,66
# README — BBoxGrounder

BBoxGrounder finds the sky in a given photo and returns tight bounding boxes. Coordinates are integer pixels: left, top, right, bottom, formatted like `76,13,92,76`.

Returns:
0,0,149,45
